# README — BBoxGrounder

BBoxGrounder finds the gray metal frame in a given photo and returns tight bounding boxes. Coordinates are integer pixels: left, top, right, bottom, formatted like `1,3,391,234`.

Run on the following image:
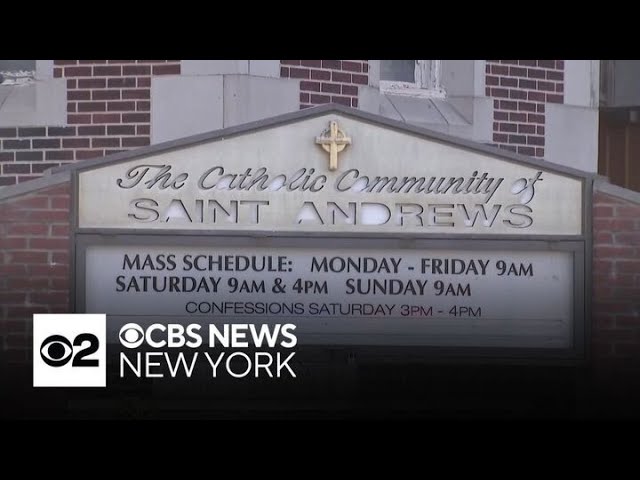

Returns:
67,104,593,365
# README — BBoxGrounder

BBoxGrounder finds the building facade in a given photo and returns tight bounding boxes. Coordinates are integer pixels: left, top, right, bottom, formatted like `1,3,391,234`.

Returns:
0,60,639,418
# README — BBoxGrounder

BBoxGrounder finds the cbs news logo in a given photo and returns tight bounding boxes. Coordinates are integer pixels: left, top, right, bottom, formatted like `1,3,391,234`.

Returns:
33,314,106,387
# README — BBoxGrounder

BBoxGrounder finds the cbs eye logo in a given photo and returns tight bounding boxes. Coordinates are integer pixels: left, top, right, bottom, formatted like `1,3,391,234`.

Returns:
40,333,100,367
119,323,144,348
33,314,106,388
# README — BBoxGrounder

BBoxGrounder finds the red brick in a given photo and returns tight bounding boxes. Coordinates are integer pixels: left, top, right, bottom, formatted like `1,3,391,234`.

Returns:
0,151,14,161
45,151,74,161
67,79,77,89
289,68,310,79
51,225,70,237
93,113,121,124
595,245,636,258
67,114,92,124
491,65,508,75
51,278,69,290
615,260,640,274
499,123,517,133
0,293,27,304
280,67,290,77
78,60,107,64
0,238,28,249
68,103,77,113
547,70,564,81
7,278,50,290
138,77,152,87
123,65,150,76
51,197,70,210
32,139,61,149
3,139,30,149
493,133,508,143
556,84,564,93
122,137,150,147
122,89,150,99
321,83,341,94
137,125,150,136
593,206,614,217
107,125,136,135
92,137,120,148
0,127,17,137
107,78,136,88
492,88,509,98
92,89,121,101
342,61,362,72
527,114,545,124
52,252,69,264
527,91,546,102
77,102,107,112
300,93,309,103
509,89,527,100
6,223,48,236
17,152,44,162
500,77,518,87
62,138,90,148
24,210,69,222
616,233,640,245
556,61,565,69
18,127,47,137
28,265,68,277
153,64,180,75
107,101,136,111
517,146,536,156
509,112,527,122
121,113,149,123
76,150,104,160
281,60,301,66
499,100,518,111
93,65,122,76
311,70,331,81
527,136,544,146
352,74,367,85
322,60,341,69
594,218,636,231
331,96,351,106
332,71,351,83
48,127,77,136
508,134,527,144
615,206,640,217
3,164,30,174
310,94,331,104
64,66,92,77
536,126,545,135
341,84,358,96
78,78,106,89
30,292,68,305
300,60,321,68
508,66,527,77
486,75,499,86
595,232,614,244
537,103,545,113
28,238,69,250
54,60,77,66
518,79,537,89
0,177,17,187
300,81,321,92
9,251,48,264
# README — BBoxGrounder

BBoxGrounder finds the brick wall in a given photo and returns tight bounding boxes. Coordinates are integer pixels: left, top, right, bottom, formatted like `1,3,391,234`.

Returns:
0,182,71,365
280,60,368,109
0,60,180,187
592,190,640,363
486,60,564,158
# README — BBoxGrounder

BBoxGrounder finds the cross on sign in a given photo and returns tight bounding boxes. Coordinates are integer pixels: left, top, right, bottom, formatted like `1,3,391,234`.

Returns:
315,121,351,171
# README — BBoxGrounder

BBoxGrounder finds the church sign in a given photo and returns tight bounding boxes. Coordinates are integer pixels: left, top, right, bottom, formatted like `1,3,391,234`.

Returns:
66,105,591,360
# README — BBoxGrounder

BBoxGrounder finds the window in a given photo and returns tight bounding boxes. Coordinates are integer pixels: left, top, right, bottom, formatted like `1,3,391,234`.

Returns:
379,60,445,98
0,59,36,86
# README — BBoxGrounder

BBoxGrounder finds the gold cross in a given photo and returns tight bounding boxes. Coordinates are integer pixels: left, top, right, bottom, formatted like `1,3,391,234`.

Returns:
315,121,351,171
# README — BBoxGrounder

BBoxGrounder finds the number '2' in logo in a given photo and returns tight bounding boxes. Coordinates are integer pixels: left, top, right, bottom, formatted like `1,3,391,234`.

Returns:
40,334,100,367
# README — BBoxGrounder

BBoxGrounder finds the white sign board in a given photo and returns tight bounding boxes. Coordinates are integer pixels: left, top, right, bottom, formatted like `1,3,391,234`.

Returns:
77,114,584,235
84,245,574,348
